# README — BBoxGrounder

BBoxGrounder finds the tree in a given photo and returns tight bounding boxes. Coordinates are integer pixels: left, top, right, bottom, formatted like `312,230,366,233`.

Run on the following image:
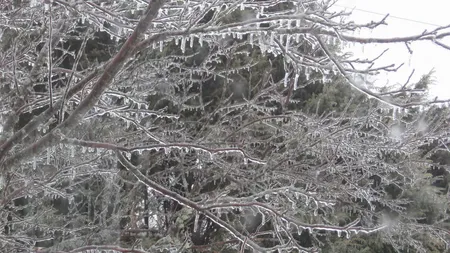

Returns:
0,0,450,252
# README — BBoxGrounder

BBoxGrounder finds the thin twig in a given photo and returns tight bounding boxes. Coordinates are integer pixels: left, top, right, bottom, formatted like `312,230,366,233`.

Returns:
48,2,53,108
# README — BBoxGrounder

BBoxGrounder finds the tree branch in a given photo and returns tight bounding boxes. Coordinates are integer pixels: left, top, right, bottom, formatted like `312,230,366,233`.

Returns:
1,0,164,169
116,150,272,252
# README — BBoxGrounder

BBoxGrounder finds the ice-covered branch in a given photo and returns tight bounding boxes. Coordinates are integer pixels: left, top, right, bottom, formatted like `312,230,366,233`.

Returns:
1,0,164,169
116,150,272,252
53,132,265,165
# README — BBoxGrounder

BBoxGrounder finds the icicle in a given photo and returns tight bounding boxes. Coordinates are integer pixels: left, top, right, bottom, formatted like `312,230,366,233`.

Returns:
284,72,289,87
70,145,75,158
199,34,203,47
181,37,186,53
285,35,290,51
260,38,266,54
297,226,302,236
193,212,199,232
305,67,310,80
33,157,36,170
392,108,397,120
190,34,194,48
294,74,299,90
159,41,163,52
47,148,51,164
295,34,300,43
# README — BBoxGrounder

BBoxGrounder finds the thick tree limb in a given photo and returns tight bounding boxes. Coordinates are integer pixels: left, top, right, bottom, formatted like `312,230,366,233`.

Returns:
1,0,164,170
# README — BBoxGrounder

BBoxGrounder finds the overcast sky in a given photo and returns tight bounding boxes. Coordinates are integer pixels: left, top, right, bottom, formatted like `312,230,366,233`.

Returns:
331,0,450,99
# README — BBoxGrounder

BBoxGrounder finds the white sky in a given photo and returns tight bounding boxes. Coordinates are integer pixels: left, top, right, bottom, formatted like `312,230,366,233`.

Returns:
331,0,450,99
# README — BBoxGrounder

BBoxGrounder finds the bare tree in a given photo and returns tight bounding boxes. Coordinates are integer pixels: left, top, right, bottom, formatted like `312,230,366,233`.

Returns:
0,0,450,252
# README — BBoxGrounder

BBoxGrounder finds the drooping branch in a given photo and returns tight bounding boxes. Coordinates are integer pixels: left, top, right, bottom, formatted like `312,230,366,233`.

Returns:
201,202,385,235
314,35,450,108
314,35,404,108
327,27,450,45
